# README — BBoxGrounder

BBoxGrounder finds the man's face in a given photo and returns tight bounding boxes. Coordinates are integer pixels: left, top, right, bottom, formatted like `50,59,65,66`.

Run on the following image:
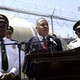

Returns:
0,22,7,38
6,32,12,39
36,19,49,37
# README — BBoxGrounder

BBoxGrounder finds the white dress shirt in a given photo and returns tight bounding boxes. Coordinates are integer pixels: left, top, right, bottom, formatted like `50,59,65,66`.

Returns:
37,34,47,45
0,37,25,76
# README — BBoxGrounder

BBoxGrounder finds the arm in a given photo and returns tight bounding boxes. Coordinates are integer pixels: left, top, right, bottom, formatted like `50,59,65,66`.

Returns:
10,48,25,76
1,45,25,80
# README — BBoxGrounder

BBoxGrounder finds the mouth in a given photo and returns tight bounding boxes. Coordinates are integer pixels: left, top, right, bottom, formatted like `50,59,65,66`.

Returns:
44,29,47,31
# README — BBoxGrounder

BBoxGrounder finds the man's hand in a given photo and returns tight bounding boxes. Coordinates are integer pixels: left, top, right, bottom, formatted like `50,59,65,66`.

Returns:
0,73,12,80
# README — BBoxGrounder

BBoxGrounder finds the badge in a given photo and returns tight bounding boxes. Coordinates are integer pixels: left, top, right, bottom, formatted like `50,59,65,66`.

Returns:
12,45,16,49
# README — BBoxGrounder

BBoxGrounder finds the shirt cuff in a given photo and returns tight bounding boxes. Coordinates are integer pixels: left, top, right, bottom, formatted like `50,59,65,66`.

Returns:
10,67,18,76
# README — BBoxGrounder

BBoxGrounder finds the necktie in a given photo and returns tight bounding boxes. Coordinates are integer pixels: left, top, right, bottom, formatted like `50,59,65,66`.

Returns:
1,40,8,71
42,38,47,49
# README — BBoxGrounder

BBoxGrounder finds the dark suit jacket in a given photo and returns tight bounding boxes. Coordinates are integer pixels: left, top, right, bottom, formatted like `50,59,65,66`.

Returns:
50,37,63,51
25,35,63,54
22,35,63,78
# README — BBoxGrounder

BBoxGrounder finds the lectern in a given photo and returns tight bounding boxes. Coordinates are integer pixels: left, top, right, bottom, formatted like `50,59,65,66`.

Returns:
23,48,80,80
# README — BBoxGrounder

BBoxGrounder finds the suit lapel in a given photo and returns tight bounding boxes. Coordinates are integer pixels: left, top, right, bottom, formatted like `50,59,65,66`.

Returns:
34,36,43,49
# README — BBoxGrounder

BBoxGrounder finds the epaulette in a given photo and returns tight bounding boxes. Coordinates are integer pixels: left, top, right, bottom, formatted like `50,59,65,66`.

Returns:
71,40,77,43
10,39,18,42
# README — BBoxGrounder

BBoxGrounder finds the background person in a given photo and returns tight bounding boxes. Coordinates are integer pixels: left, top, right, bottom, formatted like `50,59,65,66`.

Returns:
68,20,80,49
3,26,14,41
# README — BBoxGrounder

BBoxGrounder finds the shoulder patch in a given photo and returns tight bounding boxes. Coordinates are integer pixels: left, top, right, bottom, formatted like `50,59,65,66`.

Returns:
12,45,16,49
11,39,17,42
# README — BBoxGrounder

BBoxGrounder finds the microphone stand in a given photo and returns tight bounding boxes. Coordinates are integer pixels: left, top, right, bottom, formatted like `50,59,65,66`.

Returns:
18,43,21,80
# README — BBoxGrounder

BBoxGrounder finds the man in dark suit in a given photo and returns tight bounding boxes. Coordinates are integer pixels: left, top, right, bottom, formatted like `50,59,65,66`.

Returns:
23,18,63,79
25,18,63,54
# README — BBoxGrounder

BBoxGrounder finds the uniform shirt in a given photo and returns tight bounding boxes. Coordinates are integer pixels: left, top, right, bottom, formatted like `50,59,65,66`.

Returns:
0,37,25,76
3,36,11,41
68,38,80,49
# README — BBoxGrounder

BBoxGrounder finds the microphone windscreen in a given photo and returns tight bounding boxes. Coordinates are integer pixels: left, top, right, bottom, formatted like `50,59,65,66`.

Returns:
46,35,53,40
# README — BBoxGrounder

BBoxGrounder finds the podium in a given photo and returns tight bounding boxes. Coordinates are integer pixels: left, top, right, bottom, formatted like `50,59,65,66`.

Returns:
23,48,80,80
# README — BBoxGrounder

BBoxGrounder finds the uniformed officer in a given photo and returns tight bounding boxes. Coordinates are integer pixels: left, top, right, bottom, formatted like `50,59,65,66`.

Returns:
0,14,25,80
68,20,80,49
3,26,14,41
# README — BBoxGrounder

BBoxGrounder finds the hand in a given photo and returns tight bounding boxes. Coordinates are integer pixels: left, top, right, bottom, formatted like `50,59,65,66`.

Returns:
0,73,12,80
0,72,3,78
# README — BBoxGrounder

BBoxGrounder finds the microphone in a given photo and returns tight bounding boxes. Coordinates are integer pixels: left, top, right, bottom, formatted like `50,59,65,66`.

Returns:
50,38,57,45
47,35,53,40
47,35,57,45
